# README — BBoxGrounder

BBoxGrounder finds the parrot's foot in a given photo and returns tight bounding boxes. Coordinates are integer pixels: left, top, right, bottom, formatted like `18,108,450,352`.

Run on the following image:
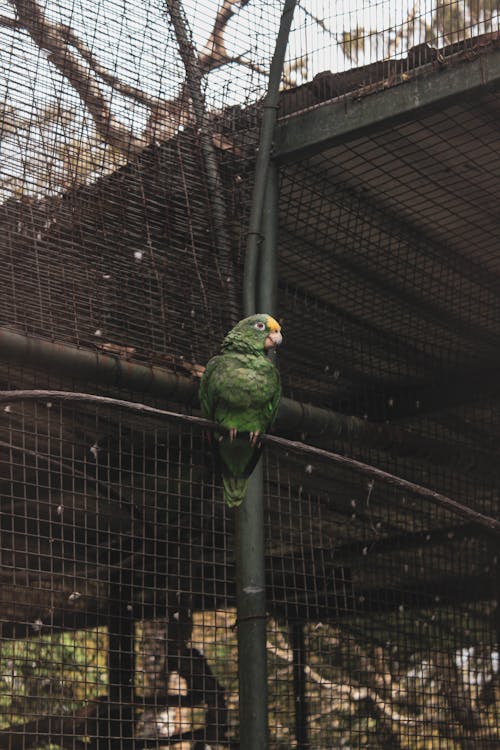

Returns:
219,428,238,443
249,430,261,447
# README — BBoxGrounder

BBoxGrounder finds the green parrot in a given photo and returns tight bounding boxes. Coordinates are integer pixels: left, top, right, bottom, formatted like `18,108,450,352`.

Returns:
199,313,283,507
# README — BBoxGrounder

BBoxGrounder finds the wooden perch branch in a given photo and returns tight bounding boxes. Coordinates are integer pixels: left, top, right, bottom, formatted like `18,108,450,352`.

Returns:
2,388,500,535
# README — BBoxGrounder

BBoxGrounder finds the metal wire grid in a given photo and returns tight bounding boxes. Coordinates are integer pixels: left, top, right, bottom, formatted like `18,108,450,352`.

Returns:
297,606,500,748
5,3,499,379
274,70,500,533
304,101,500,278
0,0,279,199
264,448,499,748
277,266,500,519
277,129,500,395
0,1,499,748
0,397,233,746
0,132,235,362
0,0,280,363
0,396,498,748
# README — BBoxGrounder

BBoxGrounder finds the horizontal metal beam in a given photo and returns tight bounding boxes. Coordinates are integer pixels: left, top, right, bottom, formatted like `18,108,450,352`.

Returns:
0,328,198,404
0,328,367,439
275,46,500,162
1,330,499,481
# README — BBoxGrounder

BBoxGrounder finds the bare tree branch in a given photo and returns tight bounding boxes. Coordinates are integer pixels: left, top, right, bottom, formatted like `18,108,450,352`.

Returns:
5,0,258,162
197,0,269,81
55,24,162,110
0,12,21,28
165,0,239,325
9,0,148,154
198,0,251,71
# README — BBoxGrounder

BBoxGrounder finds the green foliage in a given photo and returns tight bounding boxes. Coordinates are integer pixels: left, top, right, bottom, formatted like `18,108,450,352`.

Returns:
0,629,107,729
341,26,366,66
1,610,498,747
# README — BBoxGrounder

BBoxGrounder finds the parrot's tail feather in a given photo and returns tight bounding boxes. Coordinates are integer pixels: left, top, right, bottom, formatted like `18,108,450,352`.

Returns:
222,476,248,508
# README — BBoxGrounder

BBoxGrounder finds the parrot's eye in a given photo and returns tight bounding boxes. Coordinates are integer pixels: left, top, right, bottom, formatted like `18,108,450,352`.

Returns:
254,321,266,331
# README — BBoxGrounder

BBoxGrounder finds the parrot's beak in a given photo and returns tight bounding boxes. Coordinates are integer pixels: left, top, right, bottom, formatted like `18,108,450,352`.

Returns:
264,330,283,350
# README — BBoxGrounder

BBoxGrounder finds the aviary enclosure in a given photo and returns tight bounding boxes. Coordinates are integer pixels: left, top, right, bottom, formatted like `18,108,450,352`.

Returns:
0,0,500,747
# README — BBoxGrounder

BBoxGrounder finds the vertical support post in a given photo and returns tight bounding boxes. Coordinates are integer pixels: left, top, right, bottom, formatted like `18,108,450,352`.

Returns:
258,163,279,315
243,0,298,316
236,141,280,750
238,2,297,748
235,461,268,750
291,622,309,749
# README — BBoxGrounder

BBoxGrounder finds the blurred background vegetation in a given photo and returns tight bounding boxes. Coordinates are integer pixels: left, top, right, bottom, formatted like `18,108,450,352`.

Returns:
1,608,499,748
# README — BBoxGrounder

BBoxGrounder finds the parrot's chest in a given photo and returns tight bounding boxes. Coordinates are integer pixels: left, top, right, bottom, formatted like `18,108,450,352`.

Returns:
214,356,277,416
222,364,273,402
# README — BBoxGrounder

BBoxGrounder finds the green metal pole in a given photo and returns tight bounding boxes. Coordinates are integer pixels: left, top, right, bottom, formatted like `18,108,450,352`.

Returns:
235,156,280,750
234,460,267,749
0,328,198,402
258,162,279,315
235,0,296,750
243,0,298,316
238,1,296,745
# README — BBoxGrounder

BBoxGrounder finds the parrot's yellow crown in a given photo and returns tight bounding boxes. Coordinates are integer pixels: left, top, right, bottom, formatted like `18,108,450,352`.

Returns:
266,316,281,333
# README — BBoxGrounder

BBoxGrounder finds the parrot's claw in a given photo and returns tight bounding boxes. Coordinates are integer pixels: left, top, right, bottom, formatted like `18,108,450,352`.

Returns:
249,430,261,447
229,427,238,443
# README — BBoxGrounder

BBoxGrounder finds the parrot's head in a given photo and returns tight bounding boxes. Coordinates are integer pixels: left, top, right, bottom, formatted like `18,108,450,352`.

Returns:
222,314,283,355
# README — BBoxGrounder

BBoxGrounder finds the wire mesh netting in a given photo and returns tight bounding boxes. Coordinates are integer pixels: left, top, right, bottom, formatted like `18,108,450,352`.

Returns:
0,398,498,748
0,0,500,748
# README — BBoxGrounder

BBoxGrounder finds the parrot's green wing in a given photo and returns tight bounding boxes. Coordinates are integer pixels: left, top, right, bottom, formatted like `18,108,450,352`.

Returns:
267,368,281,427
198,356,218,421
199,350,281,507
